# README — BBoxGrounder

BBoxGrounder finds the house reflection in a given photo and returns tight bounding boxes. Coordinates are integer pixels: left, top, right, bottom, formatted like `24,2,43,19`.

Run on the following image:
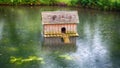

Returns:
42,37,77,52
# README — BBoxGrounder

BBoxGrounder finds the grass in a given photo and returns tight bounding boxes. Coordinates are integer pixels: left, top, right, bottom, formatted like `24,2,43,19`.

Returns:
0,0,119,11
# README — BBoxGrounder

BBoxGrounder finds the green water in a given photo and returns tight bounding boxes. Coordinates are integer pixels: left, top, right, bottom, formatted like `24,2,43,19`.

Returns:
0,6,120,68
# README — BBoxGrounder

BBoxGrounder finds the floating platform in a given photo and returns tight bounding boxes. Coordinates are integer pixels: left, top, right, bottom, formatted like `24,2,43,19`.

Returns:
44,33,79,37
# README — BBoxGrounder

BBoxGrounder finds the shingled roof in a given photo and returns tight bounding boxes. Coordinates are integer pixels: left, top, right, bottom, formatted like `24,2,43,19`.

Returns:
41,11,79,24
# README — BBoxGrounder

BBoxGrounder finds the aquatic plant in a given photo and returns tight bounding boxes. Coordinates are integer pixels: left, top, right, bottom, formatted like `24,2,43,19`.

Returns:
58,54,73,60
10,56,45,65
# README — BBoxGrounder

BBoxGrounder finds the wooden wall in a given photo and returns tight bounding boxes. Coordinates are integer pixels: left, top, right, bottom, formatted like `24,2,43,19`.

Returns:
44,24,77,34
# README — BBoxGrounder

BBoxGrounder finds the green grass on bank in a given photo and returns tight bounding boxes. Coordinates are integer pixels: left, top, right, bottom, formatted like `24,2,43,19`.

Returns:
0,0,120,11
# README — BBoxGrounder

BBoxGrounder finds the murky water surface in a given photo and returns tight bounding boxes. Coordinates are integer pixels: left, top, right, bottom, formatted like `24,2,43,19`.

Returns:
0,6,120,68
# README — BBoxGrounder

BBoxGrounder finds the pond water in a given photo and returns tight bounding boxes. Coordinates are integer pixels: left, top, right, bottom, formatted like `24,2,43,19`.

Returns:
0,6,120,68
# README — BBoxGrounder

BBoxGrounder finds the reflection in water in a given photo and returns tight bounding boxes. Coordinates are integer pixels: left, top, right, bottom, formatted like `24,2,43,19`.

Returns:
0,6,120,68
70,21,112,68
0,20,4,40
43,37,76,45
91,23,111,68
43,37,77,52
40,37,77,68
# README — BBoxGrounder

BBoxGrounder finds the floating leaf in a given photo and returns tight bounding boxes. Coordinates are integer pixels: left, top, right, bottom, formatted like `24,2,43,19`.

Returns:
58,54,72,60
10,56,45,65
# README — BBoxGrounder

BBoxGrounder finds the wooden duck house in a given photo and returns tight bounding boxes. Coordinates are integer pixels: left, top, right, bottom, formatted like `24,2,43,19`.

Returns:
41,11,79,43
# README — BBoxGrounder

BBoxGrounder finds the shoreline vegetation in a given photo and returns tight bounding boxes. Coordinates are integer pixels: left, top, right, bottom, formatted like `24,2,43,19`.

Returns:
0,0,120,11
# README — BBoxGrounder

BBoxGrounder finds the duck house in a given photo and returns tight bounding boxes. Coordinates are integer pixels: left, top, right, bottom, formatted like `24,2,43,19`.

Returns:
41,11,79,43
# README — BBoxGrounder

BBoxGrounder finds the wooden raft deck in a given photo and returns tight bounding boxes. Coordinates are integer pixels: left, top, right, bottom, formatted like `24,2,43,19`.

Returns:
44,33,78,43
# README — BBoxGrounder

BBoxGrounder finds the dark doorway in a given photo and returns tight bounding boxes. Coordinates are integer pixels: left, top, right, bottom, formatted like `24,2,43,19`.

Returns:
61,27,66,33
